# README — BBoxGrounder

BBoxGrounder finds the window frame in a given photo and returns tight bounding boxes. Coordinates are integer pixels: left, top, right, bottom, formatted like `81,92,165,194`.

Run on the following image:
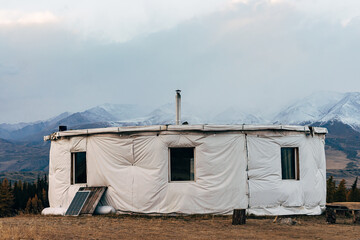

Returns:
168,147,196,183
71,152,87,185
280,147,300,181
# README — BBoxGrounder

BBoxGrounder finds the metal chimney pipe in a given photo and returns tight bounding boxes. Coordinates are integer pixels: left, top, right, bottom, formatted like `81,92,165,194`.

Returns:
175,90,181,125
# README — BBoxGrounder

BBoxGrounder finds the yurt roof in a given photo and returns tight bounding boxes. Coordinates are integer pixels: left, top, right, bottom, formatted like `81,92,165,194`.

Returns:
44,124,327,141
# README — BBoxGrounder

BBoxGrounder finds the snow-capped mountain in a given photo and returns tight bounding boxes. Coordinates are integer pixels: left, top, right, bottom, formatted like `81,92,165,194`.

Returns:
0,104,152,141
4,91,360,143
273,91,360,133
118,103,267,126
319,92,360,131
86,103,151,122
112,102,210,126
5,91,360,143
211,106,265,125
2,91,360,173
141,102,207,125
273,91,345,125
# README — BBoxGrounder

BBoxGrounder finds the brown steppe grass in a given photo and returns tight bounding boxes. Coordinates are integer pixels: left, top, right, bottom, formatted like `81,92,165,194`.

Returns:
0,214,359,240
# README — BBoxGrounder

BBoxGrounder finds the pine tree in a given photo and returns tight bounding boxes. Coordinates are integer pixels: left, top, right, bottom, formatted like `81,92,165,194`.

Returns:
25,194,45,214
37,196,43,213
25,198,32,214
31,195,39,214
42,188,49,208
0,178,14,217
348,177,360,202
334,179,347,202
327,176,336,203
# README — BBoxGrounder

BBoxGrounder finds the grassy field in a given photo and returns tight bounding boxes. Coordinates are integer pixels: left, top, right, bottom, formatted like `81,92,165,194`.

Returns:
0,214,359,240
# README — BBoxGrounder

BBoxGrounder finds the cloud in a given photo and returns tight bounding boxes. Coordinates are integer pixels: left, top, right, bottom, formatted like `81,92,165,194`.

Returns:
341,18,352,27
0,63,18,76
0,0,229,43
1,0,360,123
0,10,58,25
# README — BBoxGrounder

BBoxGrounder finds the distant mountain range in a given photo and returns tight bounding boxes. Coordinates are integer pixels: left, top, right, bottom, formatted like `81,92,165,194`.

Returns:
0,104,151,142
4,91,360,141
1,91,360,184
273,92,360,129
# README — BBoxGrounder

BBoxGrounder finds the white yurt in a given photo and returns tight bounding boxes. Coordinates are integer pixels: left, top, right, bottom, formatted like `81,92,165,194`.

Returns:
44,92,327,216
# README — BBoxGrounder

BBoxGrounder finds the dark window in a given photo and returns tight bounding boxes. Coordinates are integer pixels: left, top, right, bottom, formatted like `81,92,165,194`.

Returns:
170,148,195,181
71,152,87,184
281,147,299,180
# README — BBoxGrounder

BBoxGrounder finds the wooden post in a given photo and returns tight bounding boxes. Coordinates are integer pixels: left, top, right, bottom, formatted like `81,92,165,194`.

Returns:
232,209,246,225
353,210,360,224
326,208,336,224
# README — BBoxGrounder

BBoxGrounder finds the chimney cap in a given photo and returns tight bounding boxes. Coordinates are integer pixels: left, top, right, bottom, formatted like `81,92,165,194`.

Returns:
59,125,67,132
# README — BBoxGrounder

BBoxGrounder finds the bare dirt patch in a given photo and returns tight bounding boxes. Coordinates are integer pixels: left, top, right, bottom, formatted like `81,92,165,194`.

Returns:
0,215,359,240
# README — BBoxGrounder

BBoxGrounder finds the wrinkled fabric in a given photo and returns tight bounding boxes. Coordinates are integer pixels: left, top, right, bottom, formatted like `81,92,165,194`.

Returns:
247,134,326,215
48,131,326,215
41,207,66,216
49,133,248,214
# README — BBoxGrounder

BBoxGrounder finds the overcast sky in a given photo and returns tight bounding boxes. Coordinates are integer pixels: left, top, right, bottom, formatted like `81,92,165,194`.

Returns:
1,0,360,123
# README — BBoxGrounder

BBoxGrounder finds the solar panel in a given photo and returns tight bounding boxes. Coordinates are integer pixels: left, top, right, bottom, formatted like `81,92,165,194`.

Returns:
65,191,90,216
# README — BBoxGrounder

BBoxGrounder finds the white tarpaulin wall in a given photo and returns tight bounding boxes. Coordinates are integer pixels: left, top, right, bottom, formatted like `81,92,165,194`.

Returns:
48,128,326,215
247,134,326,215
49,133,248,214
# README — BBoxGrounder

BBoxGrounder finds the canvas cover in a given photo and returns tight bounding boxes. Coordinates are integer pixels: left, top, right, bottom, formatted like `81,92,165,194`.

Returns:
247,134,326,215
47,126,326,215
49,133,248,214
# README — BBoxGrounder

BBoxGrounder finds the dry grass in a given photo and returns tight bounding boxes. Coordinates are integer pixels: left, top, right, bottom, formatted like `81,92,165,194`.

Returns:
326,147,351,170
0,214,359,240
327,202,360,210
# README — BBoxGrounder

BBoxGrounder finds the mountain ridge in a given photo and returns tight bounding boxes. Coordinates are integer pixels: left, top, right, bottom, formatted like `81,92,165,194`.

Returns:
4,91,360,141
1,91,360,184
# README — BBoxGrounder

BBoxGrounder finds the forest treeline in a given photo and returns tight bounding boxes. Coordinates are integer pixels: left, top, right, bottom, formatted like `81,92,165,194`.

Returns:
326,176,360,202
0,175,49,217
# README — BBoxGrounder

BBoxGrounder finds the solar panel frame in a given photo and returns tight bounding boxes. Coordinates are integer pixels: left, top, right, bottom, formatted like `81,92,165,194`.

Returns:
65,191,91,216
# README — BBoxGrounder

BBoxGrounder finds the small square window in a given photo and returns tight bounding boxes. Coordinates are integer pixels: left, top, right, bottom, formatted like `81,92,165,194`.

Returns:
169,148,195,181
281,147,299,180
71,152,87,184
